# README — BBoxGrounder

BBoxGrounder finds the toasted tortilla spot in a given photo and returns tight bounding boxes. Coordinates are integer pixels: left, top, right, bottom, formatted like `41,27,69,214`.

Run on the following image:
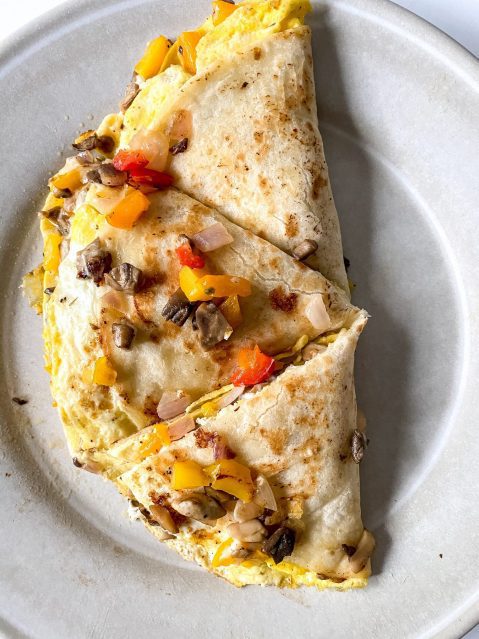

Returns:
313,173,328,200
253,47,262,60
269,287,298,313
285,214,299,238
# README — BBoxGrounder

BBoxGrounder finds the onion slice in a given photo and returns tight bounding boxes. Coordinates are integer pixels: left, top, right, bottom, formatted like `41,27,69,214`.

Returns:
191,222,234,253
129,128,169,172
157,391,191,420
305,294,331,332
168,414,196,442
100,289,130,313
214,385,245,410
254,475,277,511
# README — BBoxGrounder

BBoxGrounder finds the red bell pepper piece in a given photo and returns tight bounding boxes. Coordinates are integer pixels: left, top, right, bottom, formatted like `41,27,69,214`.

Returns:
113,150,149,171
175,243,205,269
129,166,174,188
230,345,275,386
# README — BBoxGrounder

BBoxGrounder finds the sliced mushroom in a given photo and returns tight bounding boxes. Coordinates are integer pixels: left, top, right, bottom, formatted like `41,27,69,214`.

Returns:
172,493,226,523
292,239,318,261
226,519,267,544
148,504,178,534
169,138,188,155
161,288,195,326
40,207,71,236
204,486,231,504
351,429,368,463
349,529,375,573
52,186,72,199
262,526,296,564
76,150,96,165
120,81,140,113
72,131,98,151
98,163,127,187
341,543,356,557
76,238,112,284
105,263,142,294
233,500,264,523
96,135,115,154
195,302,232,349
112,322,135,349
86,169,102,183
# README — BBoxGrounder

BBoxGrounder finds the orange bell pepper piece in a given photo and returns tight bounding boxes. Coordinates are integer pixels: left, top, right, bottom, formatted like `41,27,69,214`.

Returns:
92,356,117,386
135,35,170,79
171,460,210,490
178,31,202,74
212,0,238,26
107,188,150,229
219,295,242,328
138,423,171,460
186,274,251,302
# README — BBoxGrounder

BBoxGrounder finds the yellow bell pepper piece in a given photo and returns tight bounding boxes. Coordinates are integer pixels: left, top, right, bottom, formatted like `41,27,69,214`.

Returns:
43,232,63,272
171,460,210,490
212,0,238,26
178,31,202,75
159,39,180,72
186,274,251,302
135,35,170,80
92,356,117,386
138,423,171,460
211,537,237,568
50,168,83,193
178,266,207,294
219,295,242,328
205,459,254,502
106,188,150,229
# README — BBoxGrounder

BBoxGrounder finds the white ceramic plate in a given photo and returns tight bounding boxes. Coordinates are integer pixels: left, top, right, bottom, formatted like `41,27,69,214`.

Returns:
1,1,478,637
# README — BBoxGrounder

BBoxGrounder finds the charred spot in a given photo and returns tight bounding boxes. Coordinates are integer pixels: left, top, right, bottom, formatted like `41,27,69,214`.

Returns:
194,428,218,449
269,287,298,313
312,173,328,199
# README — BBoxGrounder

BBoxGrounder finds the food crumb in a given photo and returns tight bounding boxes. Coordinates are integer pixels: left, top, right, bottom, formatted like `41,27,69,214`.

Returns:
12,397,28,405
439,553,443,558
5,472,11,477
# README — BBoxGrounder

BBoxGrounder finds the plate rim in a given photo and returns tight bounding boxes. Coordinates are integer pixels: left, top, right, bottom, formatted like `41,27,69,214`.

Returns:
0,1,478,638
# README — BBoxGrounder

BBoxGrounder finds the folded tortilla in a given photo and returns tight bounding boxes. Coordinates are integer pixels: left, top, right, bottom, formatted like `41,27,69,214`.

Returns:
93,309,371,588
44,187,353,454
114,2,348,291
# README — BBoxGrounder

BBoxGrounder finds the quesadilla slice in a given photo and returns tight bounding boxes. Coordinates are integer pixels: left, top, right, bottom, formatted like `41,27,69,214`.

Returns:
36,182,353,457
94,0,348,292
86,309,372,589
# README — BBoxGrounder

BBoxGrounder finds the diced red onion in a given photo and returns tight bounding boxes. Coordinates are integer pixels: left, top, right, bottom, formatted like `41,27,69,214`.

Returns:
215,385,245,410
168,414,196,442
157,391,191,420
129,129,170,172
100,289,130,313
254,475,277,511
305,294,331,332
191,222,234,253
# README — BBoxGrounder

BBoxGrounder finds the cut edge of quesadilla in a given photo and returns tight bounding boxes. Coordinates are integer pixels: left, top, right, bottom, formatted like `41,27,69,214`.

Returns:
92,310,373,590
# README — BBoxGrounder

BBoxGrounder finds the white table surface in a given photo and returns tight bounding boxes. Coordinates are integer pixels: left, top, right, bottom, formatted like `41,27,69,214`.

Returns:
0,1,477,638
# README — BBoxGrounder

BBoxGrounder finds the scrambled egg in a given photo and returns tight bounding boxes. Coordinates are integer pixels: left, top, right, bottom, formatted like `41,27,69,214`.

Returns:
120,0,310,146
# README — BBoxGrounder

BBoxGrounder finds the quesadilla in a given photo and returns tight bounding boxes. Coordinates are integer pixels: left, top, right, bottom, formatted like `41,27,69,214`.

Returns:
85,309,372,588
22,0,374,591
96,0,349,292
